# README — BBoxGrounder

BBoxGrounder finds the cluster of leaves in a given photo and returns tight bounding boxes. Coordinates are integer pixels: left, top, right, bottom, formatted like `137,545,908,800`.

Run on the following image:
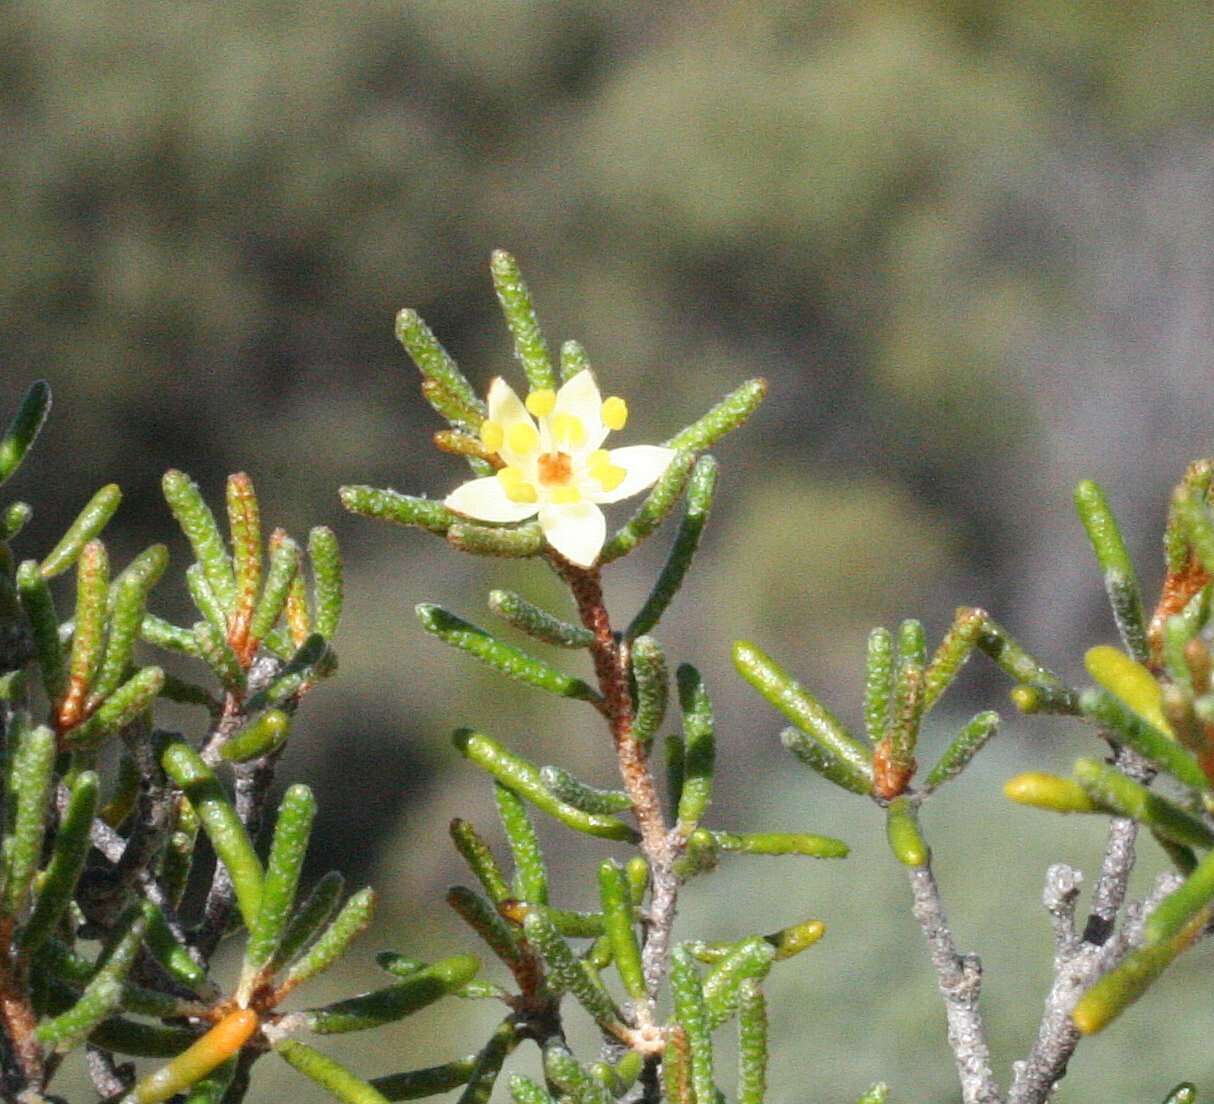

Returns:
998,470,1214,1032
0,382,461,1102
733,450,1214,1087
3,246,1211,1104
339,251,881,1104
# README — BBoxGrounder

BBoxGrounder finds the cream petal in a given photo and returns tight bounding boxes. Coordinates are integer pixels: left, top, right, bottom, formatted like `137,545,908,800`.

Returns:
585,446,678,504
487,378,540,469
539,501,607,567
552,369,605,455
445,477,539,524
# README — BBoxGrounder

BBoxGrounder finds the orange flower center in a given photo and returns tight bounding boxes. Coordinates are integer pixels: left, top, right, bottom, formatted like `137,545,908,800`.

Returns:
537,451,573,486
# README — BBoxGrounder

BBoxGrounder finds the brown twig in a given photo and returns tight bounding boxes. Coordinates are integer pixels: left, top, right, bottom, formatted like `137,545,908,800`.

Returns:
0,918,43,1091
556,560,682,1014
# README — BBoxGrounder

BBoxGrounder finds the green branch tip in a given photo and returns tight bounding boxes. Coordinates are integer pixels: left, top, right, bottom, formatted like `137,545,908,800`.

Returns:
630,634,668,747
270,870,346,974
418,604,600,702
242,783,318,992
369,1056,479,1100
737,978,768,1104
395,306,483,420
0,379,52,485
284,886,377,987
276,1039,392,1104
162,469,236,609
539,765,631,815
160,741,264,926
627,455,718,639
713,830,848,859
494,783,548,905
864,627,894,743
488,589,593,648
4,721,57,914
1074,479,1148,661
222,708,292,762
448,521,542,558
1144,845,1214,945
1073,757,1214,850
923,711,1000,792
1079,689,1210,791
446,885,524,970
1003,772,1099,814
675,663,715,833
339,486,456,534
669,945,716,1104
598,860,645,1000
780,727,873,795
18,769,99,955
1,499,32,540
885,798,929,867
665,378,767,454
453,729,638,842
703,935,776,1029
733,640,873,790
522,908,621,1028
40,483,123,578
305,954,480,1034
449,818,511,902
490,249,556,392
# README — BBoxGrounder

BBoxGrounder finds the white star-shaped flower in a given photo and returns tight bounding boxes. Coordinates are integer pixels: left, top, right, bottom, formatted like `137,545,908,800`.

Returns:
444,370,676,567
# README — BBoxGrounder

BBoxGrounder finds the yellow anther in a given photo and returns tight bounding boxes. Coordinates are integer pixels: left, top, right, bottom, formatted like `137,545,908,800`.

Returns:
505,481,538,504
587,449,611,476
602,396,628,431
596,464,627,493
549,485,582,505
506,422,540,454
479,420,504,452
496,465,524,489
551,413,586,449
525,389,556,417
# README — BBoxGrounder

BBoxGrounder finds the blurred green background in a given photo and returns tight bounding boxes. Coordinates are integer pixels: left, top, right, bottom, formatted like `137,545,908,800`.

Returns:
4,2,1214,1099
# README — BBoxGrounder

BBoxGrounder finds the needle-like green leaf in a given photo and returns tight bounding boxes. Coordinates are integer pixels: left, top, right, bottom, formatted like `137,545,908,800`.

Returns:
490,250,555,392
0,380,51,486
161,741,263,926
734,641,872,791
627,456,717,639
1075,480,1149,662
418,604,599,702
453,730,638,842
339,486,457,534
664,378,767,453
276,1039,392,1104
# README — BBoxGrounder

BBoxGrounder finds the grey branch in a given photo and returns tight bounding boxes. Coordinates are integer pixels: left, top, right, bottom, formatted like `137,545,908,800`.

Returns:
1007,747,1164,1104
906,863,1002,1104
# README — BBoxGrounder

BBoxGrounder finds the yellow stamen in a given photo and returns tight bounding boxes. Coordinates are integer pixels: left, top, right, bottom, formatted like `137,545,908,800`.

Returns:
596,464,627,493
550,485,581,505
480,419,504,452
505,481,538,504
525,389,556,417
551,413,586,448
506,422,540,454
602,396,628,431
587,449,611,477
497,465,524,488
